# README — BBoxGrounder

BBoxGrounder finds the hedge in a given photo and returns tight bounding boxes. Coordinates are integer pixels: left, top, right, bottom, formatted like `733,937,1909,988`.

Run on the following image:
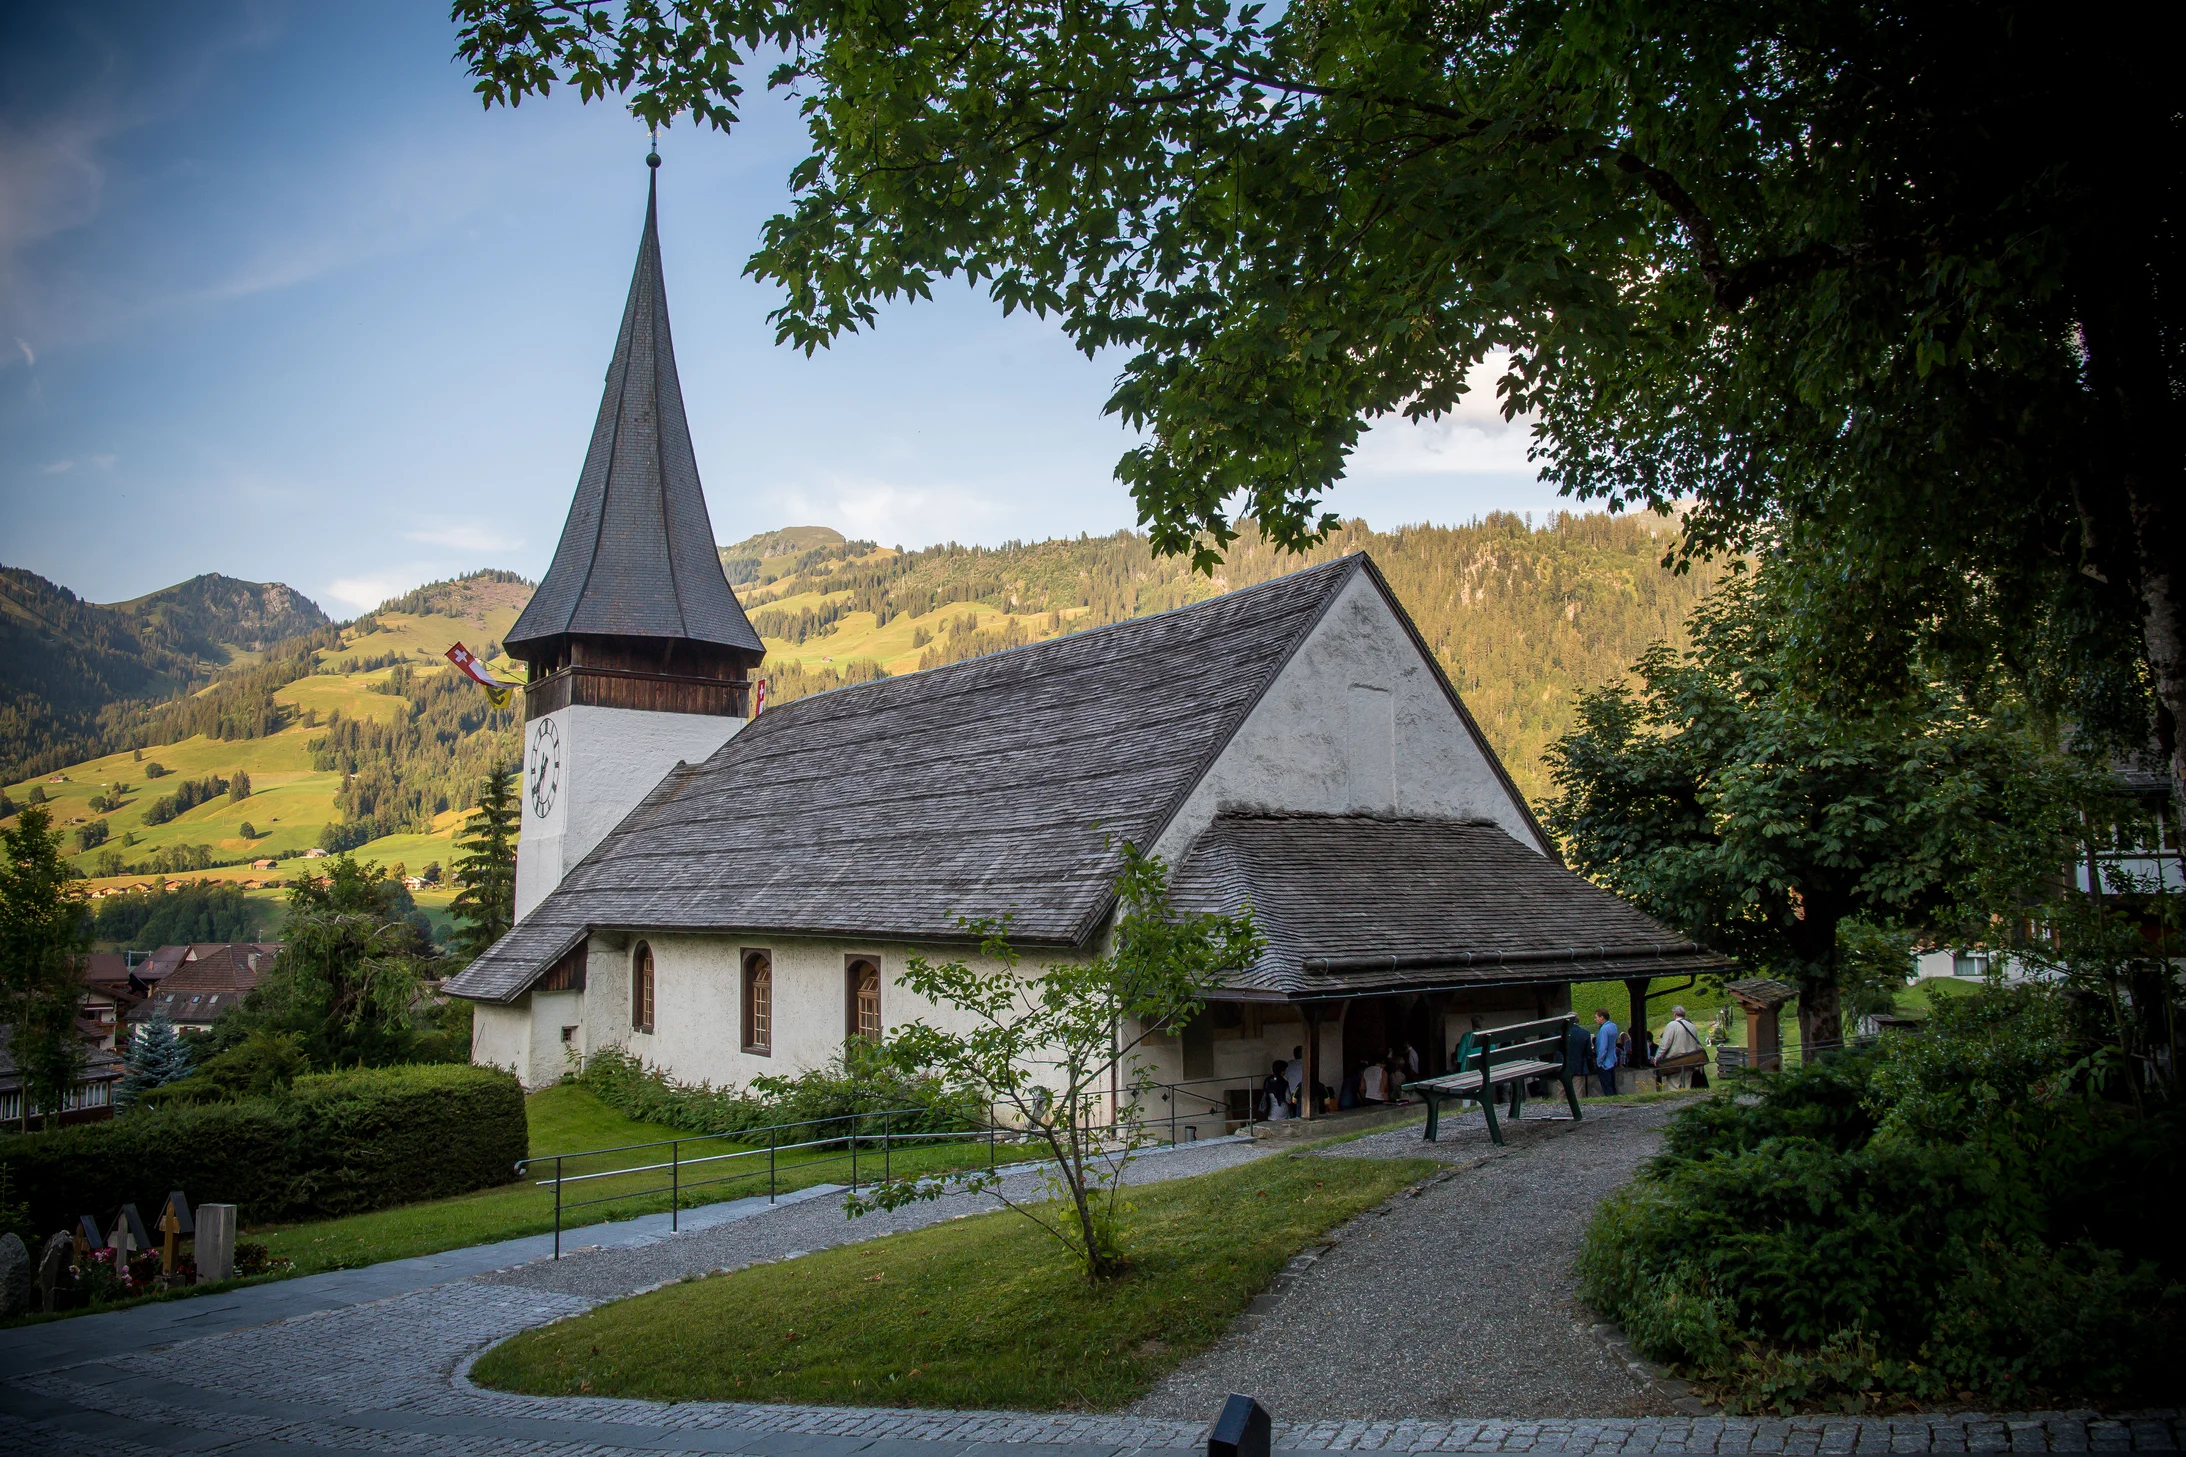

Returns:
0,1063,527,1236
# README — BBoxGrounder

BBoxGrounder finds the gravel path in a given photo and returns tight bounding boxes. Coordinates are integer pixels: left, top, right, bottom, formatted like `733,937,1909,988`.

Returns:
482,1132,1279,1300
1132,1101,1685,1422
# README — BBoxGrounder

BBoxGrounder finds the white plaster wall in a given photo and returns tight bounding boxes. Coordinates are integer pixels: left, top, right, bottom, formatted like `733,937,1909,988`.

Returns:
580,932,1076,1094
472,1000,532,1085
515,705,746,922
1154,569,1543,864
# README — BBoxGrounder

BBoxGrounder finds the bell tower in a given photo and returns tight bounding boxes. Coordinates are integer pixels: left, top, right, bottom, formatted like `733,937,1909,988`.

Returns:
507,153,764,922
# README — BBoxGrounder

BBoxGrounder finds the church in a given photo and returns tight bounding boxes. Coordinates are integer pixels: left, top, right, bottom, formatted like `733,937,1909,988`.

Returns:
443,162,1724,1120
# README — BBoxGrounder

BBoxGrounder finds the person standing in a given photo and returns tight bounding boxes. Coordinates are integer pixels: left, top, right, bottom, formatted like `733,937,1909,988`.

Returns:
1656,1004,1705,1090
1263,1060,1292,1121
1593,1008,1620,1096
1286,1044,1306,1114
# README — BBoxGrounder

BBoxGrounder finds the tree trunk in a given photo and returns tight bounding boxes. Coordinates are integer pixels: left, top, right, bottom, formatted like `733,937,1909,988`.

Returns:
1797,976,1842,1057
2078,264,2185,808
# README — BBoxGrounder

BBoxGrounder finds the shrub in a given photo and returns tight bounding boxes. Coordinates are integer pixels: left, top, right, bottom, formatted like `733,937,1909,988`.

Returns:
1578,987,2185,1411
0,1063,526,1234
577,1043,985,1141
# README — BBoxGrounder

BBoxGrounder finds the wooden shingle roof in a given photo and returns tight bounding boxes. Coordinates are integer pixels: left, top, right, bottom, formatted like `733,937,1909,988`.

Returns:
505,165,763,659
1171,812,1730,998
448,557,1366,1003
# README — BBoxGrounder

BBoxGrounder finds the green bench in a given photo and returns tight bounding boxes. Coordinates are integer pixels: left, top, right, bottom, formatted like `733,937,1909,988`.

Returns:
1403,1014,1586,1146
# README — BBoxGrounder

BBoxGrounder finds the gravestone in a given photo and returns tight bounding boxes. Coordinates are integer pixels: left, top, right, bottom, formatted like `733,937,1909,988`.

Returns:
0,1233,27,1319
38,1230,72,1313
196,1203,237,1283
1208,1394,1271,1457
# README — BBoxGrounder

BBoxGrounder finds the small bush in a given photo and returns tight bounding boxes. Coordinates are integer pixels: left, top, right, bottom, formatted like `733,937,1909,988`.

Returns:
0,1063,526,1234
577,1044,985,1141
1578,987,2185,1411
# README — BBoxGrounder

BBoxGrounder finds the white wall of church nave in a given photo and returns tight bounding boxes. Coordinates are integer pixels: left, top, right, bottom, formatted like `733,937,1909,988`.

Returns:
514,705,746,923
587,932,1057,1090
1153,569,1544,863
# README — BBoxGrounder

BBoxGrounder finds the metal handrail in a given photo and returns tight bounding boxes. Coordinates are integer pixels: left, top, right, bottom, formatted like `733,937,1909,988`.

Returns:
519,1074,1279,1259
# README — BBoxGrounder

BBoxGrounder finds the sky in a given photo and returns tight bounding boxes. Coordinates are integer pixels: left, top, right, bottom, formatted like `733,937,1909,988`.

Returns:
0,2,1569,618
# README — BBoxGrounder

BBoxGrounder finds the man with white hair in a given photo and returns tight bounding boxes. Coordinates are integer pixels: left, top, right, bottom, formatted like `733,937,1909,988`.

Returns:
1656,1003,1705,1090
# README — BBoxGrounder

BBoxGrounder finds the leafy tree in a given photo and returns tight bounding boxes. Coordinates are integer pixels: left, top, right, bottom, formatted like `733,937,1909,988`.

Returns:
448,763,518,962
1544,577,2087,1048
456,0,2182,801
142,762,165,780
74,819,108,853
116,1009,193,1108
0,806,87,1130
238,821,256,840
25,786,43,805
848,844,1260,1280
254,857,428,1068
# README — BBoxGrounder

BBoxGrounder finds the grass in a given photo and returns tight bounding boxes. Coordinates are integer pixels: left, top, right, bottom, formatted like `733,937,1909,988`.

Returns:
470,1150,1439,1411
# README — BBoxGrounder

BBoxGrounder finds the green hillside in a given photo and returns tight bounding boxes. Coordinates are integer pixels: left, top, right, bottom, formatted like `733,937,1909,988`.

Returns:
1,573,528,913
0,567,334,783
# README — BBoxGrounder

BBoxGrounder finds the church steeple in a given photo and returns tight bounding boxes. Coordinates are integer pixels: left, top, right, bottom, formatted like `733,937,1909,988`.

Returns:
506,158,764,688
508,158,764,926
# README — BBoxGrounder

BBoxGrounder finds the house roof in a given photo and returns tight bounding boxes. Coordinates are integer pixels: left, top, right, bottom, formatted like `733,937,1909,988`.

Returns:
450,556,1375,1003
0,1026,123,1092
505,163,763,660
129,943,281,1024
1170,812,1731,998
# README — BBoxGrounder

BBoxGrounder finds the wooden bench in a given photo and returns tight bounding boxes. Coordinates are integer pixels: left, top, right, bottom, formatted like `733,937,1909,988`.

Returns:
1402,1015,1586,1145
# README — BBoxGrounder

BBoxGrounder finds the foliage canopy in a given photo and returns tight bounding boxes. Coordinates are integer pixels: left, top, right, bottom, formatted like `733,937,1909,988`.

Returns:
455,0,2184,797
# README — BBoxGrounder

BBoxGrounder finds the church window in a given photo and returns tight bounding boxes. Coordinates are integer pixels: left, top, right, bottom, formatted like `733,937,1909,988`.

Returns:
847,957,881,1042
631,942,655,1034
743,950,772,1054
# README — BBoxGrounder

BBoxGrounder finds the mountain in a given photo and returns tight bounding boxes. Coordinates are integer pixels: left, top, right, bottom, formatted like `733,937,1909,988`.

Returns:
722,511,1719,806
0,567,334,783
5,512,1717,897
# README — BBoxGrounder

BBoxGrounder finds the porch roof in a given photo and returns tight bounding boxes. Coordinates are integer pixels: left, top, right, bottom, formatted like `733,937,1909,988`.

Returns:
1171,813,1732,999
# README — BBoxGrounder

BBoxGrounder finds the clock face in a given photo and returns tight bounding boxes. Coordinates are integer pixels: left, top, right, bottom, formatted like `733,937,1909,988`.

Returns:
527,718,562,820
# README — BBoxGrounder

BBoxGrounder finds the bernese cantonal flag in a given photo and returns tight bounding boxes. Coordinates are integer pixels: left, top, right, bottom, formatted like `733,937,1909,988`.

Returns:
445,642,515,709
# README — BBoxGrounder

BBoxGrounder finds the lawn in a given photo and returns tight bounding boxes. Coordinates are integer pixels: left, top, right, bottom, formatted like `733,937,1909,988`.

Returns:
469,1150,1439,1411
250,1084,1012,1277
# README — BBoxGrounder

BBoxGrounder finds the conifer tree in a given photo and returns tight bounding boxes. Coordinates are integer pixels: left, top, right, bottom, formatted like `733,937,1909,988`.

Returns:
116,1010,192,1108
448,763,518,963
0,806,87,1130
229,770,252,802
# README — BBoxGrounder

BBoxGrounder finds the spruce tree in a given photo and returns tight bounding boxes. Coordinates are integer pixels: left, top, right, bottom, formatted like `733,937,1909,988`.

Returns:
116,1010,192,1108
448,763,518,963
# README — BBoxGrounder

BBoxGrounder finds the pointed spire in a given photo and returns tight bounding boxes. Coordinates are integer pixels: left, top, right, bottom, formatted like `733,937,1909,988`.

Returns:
507,158,763,662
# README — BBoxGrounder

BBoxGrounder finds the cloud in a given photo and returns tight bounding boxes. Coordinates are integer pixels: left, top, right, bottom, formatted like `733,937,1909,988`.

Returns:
1347,352,1542,481
38,459,70,475
11,337,30,367
404,522,524,553
324,576,407,613
760,477,1010,548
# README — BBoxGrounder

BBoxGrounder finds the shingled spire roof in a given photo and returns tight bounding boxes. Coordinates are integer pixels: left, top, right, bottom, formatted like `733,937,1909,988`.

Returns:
505,160,763,659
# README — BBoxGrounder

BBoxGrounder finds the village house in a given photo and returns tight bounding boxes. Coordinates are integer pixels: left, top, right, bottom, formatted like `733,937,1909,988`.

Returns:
0,1027,123,1127
127,943,282,1036
445,165,1725,1108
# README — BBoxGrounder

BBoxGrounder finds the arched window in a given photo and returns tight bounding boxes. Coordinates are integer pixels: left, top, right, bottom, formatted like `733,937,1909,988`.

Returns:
847,957,881,1042
631,942,655,1034
742,950,772,1054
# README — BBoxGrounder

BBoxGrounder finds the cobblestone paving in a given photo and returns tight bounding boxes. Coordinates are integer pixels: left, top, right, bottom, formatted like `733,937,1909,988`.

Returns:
3,1129,2177,1455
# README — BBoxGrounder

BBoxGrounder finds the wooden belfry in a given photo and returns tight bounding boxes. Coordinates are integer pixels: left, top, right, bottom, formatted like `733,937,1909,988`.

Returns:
1723,977,1799,1072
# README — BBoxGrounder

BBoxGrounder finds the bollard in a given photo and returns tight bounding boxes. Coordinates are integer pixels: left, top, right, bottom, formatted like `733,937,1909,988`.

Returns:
197,1204,237,1283
1208,1394,1270,1457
